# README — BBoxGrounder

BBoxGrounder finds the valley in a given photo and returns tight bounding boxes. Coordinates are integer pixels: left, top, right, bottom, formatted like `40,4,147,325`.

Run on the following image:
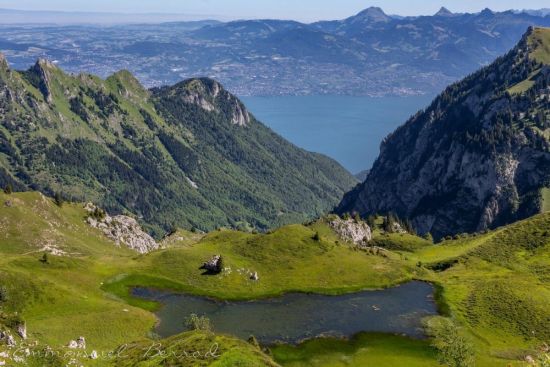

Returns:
0,4,549,367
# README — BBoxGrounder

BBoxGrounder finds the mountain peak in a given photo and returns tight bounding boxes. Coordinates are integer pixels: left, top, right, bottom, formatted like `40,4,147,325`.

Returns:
35,58,57,71
107,69,149,100
167,78,251,126
30,58,57,103
355,7,390,23
479,8,494,16
435,7,454,17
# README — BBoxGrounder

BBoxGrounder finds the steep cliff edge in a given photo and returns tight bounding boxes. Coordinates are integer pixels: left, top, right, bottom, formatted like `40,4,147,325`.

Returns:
338,27,550,238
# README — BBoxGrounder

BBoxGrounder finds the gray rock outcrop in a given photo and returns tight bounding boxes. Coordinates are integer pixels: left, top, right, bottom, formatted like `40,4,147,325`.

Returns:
329,217,372,246
85,203,159,254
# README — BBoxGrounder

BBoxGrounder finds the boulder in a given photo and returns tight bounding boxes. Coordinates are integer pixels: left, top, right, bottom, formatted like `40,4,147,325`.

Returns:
16,323,26,340
77,336,86,349
250,272,259,281
199,255,223,274
6,335,15,347
67,340,78,349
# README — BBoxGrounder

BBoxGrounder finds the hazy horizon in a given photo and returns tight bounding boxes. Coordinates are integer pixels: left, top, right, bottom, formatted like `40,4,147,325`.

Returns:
0,1,549,23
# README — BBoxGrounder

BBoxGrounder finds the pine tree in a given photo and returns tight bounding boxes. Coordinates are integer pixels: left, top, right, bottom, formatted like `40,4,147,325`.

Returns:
54,192,64,207
3,184,12,194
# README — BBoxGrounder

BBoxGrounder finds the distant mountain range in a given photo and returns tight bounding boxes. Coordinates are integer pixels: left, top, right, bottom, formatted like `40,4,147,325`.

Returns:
338,27,550,239
0,54,355,236
1,8,550,96
0,8,223,25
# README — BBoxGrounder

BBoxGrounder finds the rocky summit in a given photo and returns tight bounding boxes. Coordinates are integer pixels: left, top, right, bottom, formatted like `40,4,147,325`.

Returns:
338,27,550,239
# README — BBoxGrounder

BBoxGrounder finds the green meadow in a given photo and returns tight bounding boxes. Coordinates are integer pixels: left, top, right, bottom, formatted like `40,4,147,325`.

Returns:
0,192,548,366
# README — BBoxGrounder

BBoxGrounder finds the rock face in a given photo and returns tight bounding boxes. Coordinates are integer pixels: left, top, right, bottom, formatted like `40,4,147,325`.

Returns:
85,203,159,254
31,59,55,103
329,217,372,246
171,78,251,126
337,28,550,239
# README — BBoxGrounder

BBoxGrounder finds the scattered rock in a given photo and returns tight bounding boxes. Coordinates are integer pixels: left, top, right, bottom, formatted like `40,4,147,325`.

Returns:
85,203,159,254
3,200,12,207
329,217,372,246
0,360,5,366
16,323,26,340
199,255,223,274
6,335,15,347
67,340,78,349
77,336,86,349
525,355,535,365
250,272,259,281
90,350,98,360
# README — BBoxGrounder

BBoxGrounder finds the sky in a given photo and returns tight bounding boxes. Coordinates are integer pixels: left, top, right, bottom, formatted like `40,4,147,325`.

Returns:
0,0,549,22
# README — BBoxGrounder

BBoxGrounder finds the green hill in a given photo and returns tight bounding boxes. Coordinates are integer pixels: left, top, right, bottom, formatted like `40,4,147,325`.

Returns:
0,56,356,236
0,192,548,366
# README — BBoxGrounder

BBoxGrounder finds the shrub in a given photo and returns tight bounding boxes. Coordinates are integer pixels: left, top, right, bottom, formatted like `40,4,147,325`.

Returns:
423,232,434,243
40,253,50,264
89,207,106,221
54,192,64,207
0,286,8,303
426,317,475,367
185,314,212,332
366,215,376,229
3,184,12,194
247,335,260,348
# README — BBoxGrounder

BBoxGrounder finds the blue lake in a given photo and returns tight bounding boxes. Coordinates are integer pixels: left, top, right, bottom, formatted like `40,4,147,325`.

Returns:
242,95,434,174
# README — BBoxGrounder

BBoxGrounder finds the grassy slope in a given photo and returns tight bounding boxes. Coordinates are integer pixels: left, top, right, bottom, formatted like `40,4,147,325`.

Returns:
272,334,438,367
507,27,550,95
0,192,549,366
530,27,550,65
0,192,275,366
542,187,550,213
105,221,416,304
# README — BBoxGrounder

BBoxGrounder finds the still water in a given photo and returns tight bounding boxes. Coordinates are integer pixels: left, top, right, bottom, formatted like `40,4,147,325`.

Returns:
242,95,433,174
133,281,437,344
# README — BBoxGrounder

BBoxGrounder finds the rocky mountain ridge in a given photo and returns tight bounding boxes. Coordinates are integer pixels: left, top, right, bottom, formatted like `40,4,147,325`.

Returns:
0,56,356,236
2,8,550,96
337,27,550,238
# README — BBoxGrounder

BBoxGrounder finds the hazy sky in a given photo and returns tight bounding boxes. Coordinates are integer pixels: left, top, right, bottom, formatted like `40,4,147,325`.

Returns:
0,0,549,22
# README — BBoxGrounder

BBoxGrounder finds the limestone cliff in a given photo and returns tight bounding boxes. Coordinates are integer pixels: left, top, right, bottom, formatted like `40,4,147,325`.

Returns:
337,28,550,238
